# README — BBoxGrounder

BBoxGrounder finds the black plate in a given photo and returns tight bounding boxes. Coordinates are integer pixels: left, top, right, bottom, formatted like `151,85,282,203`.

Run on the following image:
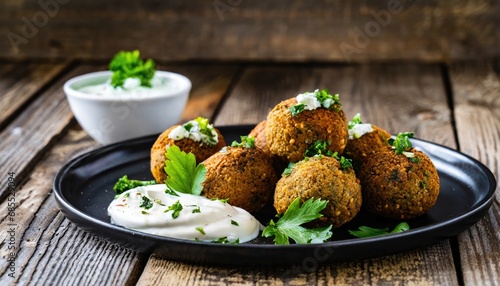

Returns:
53,125,496,266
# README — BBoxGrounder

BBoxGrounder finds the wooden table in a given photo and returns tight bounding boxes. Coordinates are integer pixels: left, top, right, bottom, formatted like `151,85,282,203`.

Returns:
0,60,498,285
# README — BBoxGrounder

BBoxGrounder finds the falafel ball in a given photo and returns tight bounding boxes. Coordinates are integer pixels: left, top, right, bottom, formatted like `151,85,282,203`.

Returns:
344,124,391,168
266,97,348,163
274,156,362,228
202,145,278,213
358,146,440,219
249,120,288,173
150,119,226,183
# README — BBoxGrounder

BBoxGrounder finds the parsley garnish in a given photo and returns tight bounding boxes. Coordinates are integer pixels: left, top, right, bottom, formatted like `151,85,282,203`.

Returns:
211,237,240,244
305,140,334,157
262,197,333,245
231,136,256,148
348,113,363,129
109,50,155,88
191,205,201,213
282,162,295,176
348,222,410,238
290,104,307,116
231,220,239,226
165,187,179,197
290,89,342,116
164,145,206,196
139,195,153,210
165,200,183,218
113,175,156,194
388,132,419,161
195,227,206,235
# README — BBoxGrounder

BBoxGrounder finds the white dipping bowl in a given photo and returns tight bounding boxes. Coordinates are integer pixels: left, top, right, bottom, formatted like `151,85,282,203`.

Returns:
64,71,191,144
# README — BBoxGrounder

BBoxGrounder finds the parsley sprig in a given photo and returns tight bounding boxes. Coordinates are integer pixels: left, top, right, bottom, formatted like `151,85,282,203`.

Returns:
113,175,156,194
348,222,410,238
164,145,206,195
109,50,155,88
231,136,256,148
262,197,333,244
388,132,420,162
290,89,342,116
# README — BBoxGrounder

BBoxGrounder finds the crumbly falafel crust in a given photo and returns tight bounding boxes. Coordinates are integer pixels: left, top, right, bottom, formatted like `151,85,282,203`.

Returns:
274,156,362,228
202,146,278,213
344,125,391,166
150,125,226,183
266,98,348,163
358,146,440,219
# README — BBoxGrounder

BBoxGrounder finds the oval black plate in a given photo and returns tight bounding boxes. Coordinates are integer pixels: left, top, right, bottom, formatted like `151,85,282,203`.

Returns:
53,125,496,266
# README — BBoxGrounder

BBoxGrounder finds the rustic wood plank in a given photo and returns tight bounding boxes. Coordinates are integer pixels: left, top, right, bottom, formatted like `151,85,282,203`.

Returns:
1,1,499,62
449,59,500,285
160,63,240,122
140,63,459,285
0,64,96,200
0,128,145,286
0,62,70,130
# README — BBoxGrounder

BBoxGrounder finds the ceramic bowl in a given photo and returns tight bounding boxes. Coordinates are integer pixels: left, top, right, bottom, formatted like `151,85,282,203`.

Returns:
64,71,191,144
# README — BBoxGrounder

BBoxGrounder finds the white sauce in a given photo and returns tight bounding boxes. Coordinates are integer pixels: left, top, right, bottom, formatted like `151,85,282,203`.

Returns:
348,123,374,139
296,90,321,110
107,184,261,243
168,120,218,146
78,75,179,97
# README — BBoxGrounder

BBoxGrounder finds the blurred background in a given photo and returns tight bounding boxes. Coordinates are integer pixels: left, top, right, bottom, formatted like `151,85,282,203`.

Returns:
1,0,499,63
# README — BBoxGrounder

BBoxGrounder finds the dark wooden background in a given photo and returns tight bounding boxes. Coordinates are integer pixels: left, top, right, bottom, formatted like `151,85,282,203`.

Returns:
1,0,499,62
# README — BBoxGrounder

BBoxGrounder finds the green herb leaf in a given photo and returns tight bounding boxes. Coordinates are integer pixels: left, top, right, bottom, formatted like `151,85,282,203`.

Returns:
164,145,207,195
388,132,415,155
262,197,333,245
231,220,239,226
109,50,156,88
165,200,183,219
195,227,206,235
282,162,295,176
289,103,307,116
139,195,153,210
211,237,240,244
348,222,410,238
113,175,156,194
348,113,363,129
305,140,334,157
231,135,256,148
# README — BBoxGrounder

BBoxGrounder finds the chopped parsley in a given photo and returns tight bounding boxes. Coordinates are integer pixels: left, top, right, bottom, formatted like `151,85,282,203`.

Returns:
290,104,307,116
389,132,419,161
211,237,240,244
305,140,334,157
231,135,256,148
191,205,201,213
211,198,229,203
139,195,153,210
348,113,363,129
165,200,183,218
195,227,206,235
282,162,295,176
262,197,333,245
113,175,156,194
164,145,206,196
165,187,179,197
348,222,410,238
109,50,155,88
231,220,239,226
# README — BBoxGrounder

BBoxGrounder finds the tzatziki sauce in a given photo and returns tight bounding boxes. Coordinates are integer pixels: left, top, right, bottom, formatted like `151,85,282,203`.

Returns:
78,75,179,97
107,184,261,243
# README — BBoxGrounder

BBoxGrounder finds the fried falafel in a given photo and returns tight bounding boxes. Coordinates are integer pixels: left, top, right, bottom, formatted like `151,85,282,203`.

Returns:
358,133,440,219
202,139,278,213
274,155,362,228
150,118,225,183
266,90,348,163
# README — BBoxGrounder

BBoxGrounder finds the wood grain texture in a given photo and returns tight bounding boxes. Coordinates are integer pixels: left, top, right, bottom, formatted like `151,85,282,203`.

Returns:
449,59,500,285
0,62,69,129
0,128,145,286
1,0,499,62
138,242,457,286
141,63,459,285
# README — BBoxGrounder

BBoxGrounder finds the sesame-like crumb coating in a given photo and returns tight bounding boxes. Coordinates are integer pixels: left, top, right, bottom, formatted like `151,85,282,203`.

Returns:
358,146,440,219
202,146,278,213
274,156,362,228
150,125,226,183
266,98,348,163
